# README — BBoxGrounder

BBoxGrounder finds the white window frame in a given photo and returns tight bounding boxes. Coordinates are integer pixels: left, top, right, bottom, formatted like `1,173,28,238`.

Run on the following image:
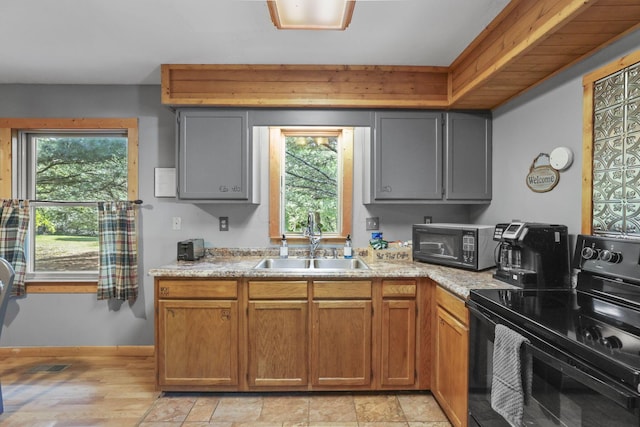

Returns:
15,130,129,281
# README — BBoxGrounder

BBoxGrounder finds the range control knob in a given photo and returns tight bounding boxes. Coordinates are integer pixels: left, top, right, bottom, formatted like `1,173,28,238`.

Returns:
598,250,622,263
581,247,599,260
600,336,623,350
580,326,602,341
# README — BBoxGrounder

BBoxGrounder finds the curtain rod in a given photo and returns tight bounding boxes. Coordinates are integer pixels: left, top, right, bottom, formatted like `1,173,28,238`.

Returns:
25,199,143,204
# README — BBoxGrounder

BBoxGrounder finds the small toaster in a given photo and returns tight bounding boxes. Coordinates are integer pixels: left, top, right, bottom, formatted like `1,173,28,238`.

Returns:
177,238,205,261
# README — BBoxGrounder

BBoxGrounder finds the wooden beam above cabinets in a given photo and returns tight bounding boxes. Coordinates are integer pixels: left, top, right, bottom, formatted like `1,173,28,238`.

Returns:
161,0,640,110
161,64,449,109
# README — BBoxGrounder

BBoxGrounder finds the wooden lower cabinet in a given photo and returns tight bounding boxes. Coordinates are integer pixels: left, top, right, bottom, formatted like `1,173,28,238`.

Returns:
311,299,372,387
156,279,239,389
155,277,431,394
433,286,469,427
381,299,416,386
381,279,418,387
157,299,239,387
247,281,308,388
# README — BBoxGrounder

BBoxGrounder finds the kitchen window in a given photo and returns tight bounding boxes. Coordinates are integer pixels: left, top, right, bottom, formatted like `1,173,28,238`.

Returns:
0,118,138,291
269,126,353,243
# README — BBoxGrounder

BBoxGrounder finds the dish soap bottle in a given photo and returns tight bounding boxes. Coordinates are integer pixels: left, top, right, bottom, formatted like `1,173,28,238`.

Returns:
280,234,288,259
344,234,353,259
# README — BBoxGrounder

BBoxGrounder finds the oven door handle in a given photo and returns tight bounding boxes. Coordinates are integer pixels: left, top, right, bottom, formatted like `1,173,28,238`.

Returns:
524,342,638,410
468,304,638,410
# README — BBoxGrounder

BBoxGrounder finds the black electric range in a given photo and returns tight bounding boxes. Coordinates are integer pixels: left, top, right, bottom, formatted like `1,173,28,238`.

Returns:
467,234,640,426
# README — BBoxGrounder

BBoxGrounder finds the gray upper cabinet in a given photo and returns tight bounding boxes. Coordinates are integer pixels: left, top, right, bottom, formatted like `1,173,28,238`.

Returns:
176,109,259,203
444,112,492,202
364,110,491,204
364,111,443,203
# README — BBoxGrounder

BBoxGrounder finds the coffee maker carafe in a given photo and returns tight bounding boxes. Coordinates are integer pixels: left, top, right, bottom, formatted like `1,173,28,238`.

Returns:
493,222,570,288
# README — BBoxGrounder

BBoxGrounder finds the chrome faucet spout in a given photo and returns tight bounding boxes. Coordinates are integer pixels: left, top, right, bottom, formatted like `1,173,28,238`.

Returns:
303,210,322,258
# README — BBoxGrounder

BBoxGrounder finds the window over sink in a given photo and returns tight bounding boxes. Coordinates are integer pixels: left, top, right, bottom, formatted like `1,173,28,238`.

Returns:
269,126,353,243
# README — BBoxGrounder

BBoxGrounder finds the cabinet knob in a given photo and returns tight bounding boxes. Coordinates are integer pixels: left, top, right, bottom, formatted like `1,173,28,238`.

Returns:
382,185,392,192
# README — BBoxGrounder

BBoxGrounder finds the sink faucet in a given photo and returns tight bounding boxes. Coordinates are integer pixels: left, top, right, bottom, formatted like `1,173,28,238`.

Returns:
303,211,322,258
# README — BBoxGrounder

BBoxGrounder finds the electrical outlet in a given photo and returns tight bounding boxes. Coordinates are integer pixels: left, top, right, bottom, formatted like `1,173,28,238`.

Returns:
366,217,379,230
423,216,432,224
219,216,229,231
172,217,181,230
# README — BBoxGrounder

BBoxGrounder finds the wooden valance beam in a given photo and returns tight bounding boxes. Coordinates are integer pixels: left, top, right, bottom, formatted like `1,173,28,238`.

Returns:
161,0,640,110
161,65,449,109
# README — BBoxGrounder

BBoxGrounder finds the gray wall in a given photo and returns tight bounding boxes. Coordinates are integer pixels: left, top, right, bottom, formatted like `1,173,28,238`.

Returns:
0,86,469,347
3,28,638,347
471,28,640,237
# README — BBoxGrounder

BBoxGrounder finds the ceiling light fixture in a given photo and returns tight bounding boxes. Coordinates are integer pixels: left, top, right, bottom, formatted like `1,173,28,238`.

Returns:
267,0,356,30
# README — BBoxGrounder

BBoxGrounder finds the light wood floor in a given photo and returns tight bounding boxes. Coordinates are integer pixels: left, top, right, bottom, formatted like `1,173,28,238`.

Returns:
0,354,159,426
0,355,451,427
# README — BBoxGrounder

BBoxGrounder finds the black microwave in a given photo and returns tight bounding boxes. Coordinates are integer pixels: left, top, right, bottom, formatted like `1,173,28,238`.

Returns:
412,223,496,271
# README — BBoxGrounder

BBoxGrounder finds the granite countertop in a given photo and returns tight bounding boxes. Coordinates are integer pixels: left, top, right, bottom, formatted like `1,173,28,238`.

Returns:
149,252,516,299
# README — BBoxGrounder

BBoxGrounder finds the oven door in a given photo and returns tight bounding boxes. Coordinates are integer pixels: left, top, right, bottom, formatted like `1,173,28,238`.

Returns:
468,304,640,427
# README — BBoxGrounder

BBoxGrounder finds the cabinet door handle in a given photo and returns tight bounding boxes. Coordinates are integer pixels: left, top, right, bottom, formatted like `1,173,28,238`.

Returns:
382,185,392,192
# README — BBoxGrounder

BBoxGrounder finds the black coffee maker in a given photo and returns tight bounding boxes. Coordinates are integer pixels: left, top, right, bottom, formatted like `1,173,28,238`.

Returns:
493,222,570,288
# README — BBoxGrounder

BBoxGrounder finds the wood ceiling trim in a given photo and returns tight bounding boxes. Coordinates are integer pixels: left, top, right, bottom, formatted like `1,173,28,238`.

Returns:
162,64,449,108
161,0,640,110
449,0,640,109
449,0,593,106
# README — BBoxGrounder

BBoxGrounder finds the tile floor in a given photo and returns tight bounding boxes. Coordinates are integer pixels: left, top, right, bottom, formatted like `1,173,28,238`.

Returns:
138,392,452,427
0,355,453,427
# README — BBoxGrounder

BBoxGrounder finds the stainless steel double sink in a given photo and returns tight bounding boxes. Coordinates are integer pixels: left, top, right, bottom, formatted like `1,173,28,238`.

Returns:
254,257,369,271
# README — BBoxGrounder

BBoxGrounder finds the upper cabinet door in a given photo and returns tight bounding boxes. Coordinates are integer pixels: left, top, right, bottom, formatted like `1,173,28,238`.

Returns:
370,111,443,202
177,109,257,202
444,112,492,201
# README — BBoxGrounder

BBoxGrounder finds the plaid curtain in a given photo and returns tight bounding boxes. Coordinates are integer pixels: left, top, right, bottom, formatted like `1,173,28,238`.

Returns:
97,201,138,301
0,200,30,296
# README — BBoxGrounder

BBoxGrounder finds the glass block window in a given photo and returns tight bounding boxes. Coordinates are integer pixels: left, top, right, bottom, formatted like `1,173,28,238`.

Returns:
593,62,640,236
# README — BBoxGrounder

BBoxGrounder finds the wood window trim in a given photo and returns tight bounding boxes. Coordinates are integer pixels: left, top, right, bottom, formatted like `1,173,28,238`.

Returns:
26,282,97,294
582,50,640,234
269,126,353,244
0,118,139,293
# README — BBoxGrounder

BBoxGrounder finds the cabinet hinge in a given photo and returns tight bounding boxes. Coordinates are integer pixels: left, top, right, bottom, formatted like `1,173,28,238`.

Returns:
246,307,249,316
414,370,418,380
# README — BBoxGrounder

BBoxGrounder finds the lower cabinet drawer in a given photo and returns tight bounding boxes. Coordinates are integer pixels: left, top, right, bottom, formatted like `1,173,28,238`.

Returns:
313,281,372,299
249,281,308,299
382,279,417,298
157,280,237,299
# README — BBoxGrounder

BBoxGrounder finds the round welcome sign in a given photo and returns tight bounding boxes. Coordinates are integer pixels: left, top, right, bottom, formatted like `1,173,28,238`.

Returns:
526,153,559,193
